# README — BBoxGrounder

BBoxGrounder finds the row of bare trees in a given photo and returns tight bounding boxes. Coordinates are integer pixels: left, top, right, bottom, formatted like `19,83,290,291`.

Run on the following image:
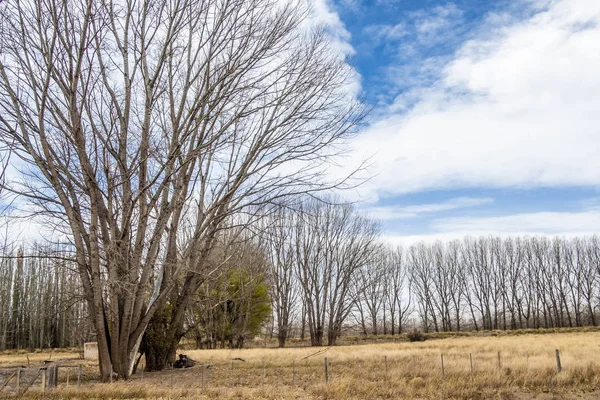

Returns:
406,237,600,332
261,212,600,345
2,223,600,351
0,246,94,350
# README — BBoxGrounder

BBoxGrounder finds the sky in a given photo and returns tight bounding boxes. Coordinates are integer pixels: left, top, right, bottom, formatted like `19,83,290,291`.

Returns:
2,0,599,246
315,0,600,243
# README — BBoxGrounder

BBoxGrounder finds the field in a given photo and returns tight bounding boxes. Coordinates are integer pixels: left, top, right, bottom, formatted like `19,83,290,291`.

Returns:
2,331,600,399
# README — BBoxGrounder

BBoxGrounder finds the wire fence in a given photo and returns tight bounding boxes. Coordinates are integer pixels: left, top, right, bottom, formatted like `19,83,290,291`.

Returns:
0,348,584,397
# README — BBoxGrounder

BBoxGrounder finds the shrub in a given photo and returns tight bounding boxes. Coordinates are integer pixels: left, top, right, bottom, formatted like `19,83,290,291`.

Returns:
406,328,427,342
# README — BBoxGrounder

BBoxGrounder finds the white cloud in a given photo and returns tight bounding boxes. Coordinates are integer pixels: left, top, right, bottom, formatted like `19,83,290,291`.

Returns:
366,196,493,220
412,3,464,42
363,23,408,45
349,0,600,201
382,208,600,245
307,0,354,56
433,209,600,235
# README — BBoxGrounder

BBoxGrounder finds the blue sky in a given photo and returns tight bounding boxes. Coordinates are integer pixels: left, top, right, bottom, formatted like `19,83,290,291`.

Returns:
317,0,600,242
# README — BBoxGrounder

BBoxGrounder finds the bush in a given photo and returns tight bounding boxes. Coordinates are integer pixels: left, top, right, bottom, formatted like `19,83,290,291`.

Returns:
406,328,427,342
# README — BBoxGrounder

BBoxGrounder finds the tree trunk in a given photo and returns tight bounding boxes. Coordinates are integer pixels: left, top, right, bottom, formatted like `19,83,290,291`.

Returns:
144,342,174,372
277,329,287,348
311,327,323,346
327,326,339,346
141,311,179,371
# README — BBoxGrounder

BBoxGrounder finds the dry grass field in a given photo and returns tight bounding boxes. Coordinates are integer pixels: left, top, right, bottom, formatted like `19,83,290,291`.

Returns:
2,331,600,399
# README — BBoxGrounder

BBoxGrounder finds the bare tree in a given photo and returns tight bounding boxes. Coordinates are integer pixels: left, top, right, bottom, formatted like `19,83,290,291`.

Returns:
0,0,365,379
409,243,436,332
294,198,379,345
383,246,411,334
356,251,386,335
259,208,298,347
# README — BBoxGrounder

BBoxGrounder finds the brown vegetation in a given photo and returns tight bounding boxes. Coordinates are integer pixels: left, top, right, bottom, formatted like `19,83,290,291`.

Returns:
2,331,600,399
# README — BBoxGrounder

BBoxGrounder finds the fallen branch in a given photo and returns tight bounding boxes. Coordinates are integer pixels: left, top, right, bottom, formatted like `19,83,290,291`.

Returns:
301,347,329,360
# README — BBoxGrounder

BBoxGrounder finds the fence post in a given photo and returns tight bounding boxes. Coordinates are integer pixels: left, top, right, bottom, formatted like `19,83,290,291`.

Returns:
384,355,388,377
292,360,295,386
469,353,473,381
41,369,46,393
55,366,59,388
109,364,113,384
497,352,501,369
262,361,265,385
441,354,445,380
231,360,234,386
48,367,55,389
555,349,562,373
324,357,329,384
16,368,21,393
77,364,82,387
201,367,205,392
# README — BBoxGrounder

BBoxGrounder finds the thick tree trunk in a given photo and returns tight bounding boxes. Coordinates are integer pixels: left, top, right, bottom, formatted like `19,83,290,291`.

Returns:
327,326,340,346
141,310,179,371
144,342,173,372
277,329,287,348
311,327,324,346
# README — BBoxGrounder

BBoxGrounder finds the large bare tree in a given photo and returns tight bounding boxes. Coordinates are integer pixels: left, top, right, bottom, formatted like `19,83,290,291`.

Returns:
0,0,364,380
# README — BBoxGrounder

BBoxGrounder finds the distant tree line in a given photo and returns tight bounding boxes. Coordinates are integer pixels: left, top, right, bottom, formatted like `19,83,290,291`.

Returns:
260,205,600,345
403,236,600,332
0,246,94,350
2,205,600,351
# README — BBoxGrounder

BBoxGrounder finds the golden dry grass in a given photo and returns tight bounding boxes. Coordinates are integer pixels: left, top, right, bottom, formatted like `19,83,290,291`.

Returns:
2,332,600,399
0,349,80,367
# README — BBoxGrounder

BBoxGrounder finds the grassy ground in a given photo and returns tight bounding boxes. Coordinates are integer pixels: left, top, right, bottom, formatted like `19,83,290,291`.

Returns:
2,331,600,399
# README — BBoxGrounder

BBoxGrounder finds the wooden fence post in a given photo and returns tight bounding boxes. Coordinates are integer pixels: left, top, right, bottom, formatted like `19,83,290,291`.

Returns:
555,349,562,373
262,361,265,385
384,355,388,376
231,360,234,386
41,369,46,393
16,367,21,393
201,367,205,392
48,367,54,389
497,352,501,369
292,360,296,386
469,353,473,381
324,357,329,384
54,366,59,388
77,364,82,387
441,354,445,380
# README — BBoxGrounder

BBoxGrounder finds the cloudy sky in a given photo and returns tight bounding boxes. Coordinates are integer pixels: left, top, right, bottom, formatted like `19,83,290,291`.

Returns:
318,0,600,242
2,0,599,246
